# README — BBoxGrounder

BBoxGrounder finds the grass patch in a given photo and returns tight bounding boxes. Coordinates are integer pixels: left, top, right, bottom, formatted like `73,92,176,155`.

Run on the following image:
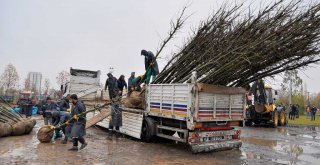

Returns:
287,115,320,126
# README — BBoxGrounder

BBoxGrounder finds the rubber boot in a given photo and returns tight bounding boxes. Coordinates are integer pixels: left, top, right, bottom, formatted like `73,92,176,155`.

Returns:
61,136,68,144
68,146,78,151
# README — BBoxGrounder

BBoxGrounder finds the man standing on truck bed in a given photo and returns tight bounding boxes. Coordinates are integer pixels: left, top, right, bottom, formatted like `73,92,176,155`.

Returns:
105,73,118,100
141,49,159,84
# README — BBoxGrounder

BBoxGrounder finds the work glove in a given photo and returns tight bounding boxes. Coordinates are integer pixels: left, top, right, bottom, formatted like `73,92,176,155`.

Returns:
65,121,71,125
48,125,55,130
73,115,79,120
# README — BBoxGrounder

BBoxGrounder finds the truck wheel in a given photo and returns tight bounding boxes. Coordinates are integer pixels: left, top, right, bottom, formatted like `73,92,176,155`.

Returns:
279,111,286,126
273,111,279,128
141,117,156,142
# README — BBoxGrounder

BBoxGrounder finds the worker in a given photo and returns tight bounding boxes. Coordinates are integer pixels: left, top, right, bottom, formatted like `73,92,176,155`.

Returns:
52,94,71,139
52,111,71,144
108,97,122,139
306,105,311,119
105,73,119,100
69,94,87,151
117,75,127,97
311,105,317,121
130,75,143,93
128,72,135,94
42,97,56,125
141,49,159,84
25,97,34,118
59,94,70,111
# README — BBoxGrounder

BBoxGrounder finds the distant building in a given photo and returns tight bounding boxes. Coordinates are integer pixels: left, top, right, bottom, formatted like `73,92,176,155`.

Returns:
27,72,42,94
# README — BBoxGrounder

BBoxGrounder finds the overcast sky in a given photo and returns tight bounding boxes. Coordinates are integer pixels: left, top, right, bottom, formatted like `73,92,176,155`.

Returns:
1,0,320,93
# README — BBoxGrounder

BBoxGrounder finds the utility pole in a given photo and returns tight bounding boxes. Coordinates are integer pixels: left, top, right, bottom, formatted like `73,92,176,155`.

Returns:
307,92,310,105
289,71,292,105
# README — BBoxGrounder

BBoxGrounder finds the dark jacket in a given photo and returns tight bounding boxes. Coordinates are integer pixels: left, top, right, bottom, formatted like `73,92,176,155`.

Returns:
117,79,127,91
59,97,70,111
144,51,159,76
53,111,71,126
43,102,56,117
105,76,119,99
70,100,86,124
70,100,86,137
311,107,317,114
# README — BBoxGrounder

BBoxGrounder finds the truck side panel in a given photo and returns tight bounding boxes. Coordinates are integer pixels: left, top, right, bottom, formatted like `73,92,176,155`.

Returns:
147,84,192,121
87,109,143,139
196,92,245,121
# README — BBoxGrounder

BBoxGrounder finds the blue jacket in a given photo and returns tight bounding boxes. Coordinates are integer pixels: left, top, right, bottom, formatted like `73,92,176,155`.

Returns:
53,111,71,126
43,102,56,117
58,98,70,111
117,79,127,91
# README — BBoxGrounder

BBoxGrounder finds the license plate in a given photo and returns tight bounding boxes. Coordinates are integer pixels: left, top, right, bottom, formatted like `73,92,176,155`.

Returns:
203,135,232,142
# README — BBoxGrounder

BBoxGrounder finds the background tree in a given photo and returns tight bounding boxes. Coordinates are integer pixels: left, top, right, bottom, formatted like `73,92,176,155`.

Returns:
24,78,31,91
0,86,4,95
0,64,19,94
43,78,50,95
312,93,320,108
56,70,70,86
280,70,303,95
31,84,38,95
277,70,307,115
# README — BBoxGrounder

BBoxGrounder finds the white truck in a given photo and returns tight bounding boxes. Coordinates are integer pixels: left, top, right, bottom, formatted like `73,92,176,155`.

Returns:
89,73,246,153
62,68,102,100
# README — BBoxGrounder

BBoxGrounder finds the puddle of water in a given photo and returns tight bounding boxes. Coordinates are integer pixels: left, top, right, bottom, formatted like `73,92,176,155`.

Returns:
275,142,320,165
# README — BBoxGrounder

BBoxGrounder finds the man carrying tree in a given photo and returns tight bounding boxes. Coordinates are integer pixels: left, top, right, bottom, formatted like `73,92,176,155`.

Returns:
141,49,159,84
68,94,87,151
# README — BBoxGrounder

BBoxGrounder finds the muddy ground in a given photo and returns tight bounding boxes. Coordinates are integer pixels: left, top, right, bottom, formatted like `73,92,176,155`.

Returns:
0,117,319,165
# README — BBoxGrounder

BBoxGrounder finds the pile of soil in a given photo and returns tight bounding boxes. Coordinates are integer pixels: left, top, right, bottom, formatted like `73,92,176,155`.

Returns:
123,91,145,109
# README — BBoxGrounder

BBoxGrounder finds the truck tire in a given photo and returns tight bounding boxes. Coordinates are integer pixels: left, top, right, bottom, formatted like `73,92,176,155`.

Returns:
141,117,156,142
279,111,286,126
273,111,279,128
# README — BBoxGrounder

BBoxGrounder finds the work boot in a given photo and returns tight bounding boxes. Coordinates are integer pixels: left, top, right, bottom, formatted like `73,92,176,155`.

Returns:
79,142,88,151
61,137,68,144
68,146,78,151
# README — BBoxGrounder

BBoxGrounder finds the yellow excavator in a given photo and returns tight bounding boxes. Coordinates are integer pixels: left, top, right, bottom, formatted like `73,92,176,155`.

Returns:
245,79,287,127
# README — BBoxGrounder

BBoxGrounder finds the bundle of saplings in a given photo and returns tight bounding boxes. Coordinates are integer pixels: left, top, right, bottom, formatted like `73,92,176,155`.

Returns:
154,0,320,87
0,104,36,137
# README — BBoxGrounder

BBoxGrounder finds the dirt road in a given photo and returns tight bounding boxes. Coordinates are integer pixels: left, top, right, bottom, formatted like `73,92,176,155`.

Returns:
0,118,319,165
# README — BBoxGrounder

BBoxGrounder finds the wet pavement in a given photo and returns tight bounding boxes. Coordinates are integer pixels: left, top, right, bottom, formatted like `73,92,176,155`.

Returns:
0,118,319,165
